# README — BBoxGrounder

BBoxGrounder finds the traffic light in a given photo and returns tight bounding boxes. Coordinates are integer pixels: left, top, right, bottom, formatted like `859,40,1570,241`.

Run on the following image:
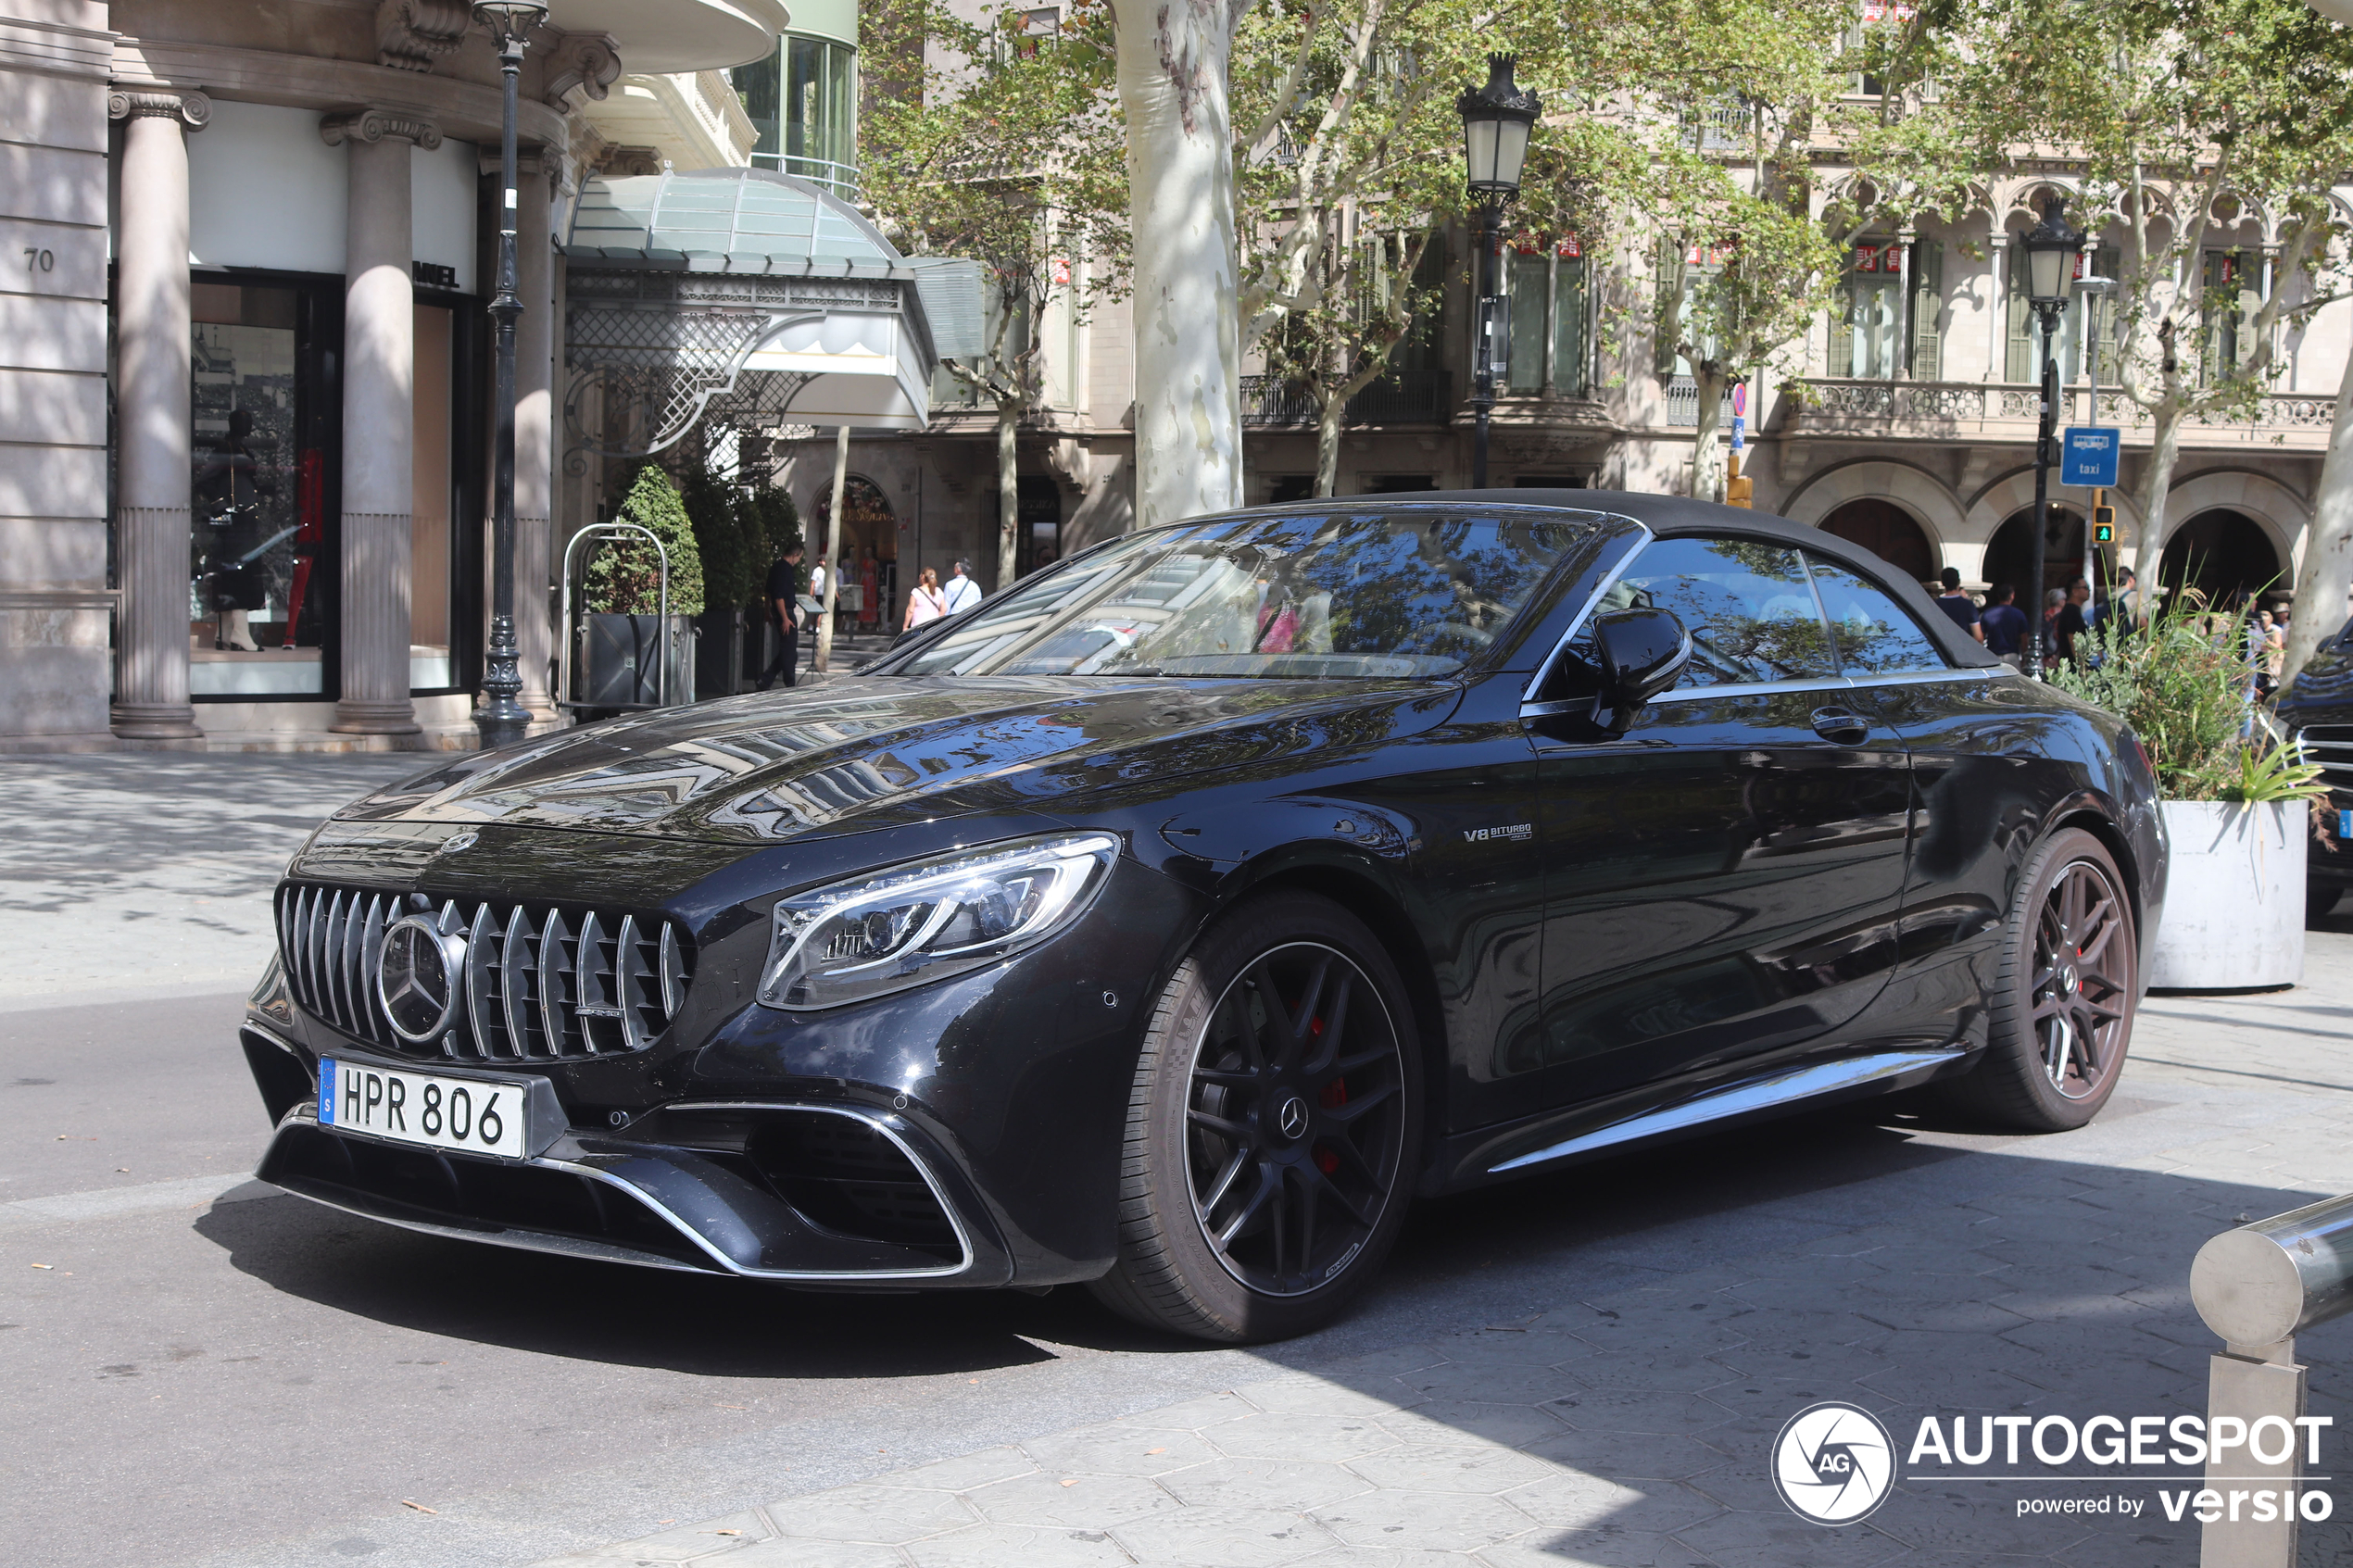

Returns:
2091,487,2116,545
1726,451,1754,508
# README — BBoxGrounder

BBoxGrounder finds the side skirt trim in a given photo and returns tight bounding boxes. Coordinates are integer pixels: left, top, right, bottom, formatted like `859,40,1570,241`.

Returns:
1487,1047,1965,1176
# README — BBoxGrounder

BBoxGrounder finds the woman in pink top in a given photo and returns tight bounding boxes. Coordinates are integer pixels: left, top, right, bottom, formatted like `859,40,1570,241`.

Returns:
903,567,949,633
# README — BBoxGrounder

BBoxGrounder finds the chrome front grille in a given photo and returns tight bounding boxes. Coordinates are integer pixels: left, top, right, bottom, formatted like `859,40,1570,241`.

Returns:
2296,725,2353,795
276,884,694,1060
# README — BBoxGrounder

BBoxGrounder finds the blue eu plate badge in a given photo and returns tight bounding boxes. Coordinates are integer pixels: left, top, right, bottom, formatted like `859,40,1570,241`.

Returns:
2341,809,2350,842
319,1057,337,1123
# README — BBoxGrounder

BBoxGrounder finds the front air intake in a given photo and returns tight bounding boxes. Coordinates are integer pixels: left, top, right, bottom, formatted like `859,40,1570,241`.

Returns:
275,884,693,1061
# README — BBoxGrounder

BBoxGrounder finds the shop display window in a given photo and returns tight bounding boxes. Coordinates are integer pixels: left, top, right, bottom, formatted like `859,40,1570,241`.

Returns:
190,281,333,696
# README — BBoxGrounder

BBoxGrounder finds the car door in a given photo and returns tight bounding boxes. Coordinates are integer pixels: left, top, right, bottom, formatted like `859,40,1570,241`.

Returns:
1527,534,1916,1109
1803,553,2057,1042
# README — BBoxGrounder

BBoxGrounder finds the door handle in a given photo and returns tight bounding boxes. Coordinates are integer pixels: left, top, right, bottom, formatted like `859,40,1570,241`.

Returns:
1810,707,1869,744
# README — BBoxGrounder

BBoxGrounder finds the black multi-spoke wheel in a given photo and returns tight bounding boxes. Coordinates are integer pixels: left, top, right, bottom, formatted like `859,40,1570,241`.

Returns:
1937,827,2138,1131
2031,857,2132,1101
1090,894,1422,1342
1185,942,1408,1298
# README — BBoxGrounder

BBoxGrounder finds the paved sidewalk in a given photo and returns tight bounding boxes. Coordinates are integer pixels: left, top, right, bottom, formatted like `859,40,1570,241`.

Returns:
510,952,2353,1568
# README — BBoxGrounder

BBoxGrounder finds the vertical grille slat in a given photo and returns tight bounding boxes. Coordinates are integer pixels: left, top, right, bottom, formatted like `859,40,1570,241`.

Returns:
357,895,388,1043
501,905,534,1056
539,909,572,1059
275,883,690,1060
575,909,611,1054
464,903,499,1060
322,891,350,1030
616,913,648,1052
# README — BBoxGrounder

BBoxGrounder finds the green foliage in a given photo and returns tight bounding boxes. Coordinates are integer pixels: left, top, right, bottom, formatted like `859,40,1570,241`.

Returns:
675,470,800,612
681,467,749,613
2048,604,2323,803
585,466,704,617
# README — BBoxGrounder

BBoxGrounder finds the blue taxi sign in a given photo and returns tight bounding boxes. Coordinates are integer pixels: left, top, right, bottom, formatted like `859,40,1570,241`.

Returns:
2061,427,2121,488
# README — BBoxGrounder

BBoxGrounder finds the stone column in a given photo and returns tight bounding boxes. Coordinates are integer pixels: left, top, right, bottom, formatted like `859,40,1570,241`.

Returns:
323,109,437,734
108,89,210,742
514,153,556,719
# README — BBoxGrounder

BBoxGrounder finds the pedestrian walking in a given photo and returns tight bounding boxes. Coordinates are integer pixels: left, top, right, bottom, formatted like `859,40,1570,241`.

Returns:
940,558,982,617
903,568,948,633
2041,587,2068,666
1932,567,1984,644
1982,583,2028,667
757,543,805,690
2056,578,2093,665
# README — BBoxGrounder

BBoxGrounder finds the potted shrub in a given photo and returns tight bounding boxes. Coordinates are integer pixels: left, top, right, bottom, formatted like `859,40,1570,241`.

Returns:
582,466,703,710
2052,602,2325,989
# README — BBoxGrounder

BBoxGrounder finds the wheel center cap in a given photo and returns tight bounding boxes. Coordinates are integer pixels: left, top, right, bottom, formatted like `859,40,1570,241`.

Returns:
2062,966,2080,994
1277,1095,1310,1141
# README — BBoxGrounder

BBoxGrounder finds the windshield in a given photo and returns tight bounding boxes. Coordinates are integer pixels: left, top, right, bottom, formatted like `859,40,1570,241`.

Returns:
889,508,1608,680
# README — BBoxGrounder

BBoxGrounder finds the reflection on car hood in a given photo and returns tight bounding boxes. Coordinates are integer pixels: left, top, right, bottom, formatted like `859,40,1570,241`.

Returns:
333,676,1455,843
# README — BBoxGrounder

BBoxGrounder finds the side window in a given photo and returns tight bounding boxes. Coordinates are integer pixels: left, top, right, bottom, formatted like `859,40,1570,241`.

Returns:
1804,555,1948,674
1606,536,1838,687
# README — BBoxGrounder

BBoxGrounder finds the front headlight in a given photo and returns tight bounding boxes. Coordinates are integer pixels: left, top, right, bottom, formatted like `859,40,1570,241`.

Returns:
758,832,1122,1010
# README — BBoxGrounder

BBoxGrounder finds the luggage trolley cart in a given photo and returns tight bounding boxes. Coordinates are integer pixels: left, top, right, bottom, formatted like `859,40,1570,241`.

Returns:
559,521,685,717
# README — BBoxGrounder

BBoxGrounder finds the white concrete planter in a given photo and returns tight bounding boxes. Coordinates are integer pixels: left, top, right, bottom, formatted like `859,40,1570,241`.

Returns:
2145,799,2307,989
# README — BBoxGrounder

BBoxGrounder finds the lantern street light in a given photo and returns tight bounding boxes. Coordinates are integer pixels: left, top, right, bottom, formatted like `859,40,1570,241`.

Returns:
2020,192,2082,679
472,0,549,749
1457,54,1541,489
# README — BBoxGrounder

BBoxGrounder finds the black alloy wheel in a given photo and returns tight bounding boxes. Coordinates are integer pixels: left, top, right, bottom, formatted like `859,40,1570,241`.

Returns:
1090,893,1421,1342
1185,941,1408,1298
1937,826,2137,1131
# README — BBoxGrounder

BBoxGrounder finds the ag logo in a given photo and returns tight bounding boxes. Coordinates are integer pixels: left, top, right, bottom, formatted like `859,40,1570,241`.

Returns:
1771,1401,1895,1524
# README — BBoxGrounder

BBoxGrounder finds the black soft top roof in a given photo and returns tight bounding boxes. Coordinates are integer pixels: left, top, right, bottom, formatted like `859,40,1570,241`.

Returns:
1244,488,2004,671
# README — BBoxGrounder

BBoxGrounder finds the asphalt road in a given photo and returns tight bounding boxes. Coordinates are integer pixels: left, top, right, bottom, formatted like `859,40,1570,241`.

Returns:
0,982,2105,1568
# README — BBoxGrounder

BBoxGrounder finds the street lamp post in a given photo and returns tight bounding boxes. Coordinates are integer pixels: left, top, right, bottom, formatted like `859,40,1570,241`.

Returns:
472,0,548,750
1458,55,1540,491
2020,193,2082,680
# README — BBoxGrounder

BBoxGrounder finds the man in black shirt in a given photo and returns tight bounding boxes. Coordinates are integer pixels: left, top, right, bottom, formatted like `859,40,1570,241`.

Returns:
758,545,805,689
1931,567,1984,644
2055,577,2093,664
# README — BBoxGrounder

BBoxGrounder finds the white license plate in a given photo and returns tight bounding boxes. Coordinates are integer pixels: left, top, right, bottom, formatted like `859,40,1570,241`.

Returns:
317,1058,528,1160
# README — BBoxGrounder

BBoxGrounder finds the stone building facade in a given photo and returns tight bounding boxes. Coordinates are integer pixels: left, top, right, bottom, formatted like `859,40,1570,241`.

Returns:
0,0,785,751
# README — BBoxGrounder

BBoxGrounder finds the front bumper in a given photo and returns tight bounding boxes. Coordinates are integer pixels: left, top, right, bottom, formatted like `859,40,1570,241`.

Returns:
246,1030,1013,1286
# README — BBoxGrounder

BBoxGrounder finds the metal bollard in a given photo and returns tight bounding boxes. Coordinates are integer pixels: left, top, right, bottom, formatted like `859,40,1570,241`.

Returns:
2189,1192,2353,1568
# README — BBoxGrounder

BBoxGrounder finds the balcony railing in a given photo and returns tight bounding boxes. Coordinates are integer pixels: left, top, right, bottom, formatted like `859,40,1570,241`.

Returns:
1239,370,1454,428
1665,376,1738,428
1795,378,2336,441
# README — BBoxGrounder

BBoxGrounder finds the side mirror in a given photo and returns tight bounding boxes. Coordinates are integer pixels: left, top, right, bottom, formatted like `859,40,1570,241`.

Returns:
1592,607,1691,718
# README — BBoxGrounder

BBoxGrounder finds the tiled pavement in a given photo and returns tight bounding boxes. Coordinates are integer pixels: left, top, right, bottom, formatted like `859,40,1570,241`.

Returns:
524,955,2353,1568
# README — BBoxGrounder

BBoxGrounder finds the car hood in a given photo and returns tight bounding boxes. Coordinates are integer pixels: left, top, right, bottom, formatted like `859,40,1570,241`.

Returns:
331,676,1459,844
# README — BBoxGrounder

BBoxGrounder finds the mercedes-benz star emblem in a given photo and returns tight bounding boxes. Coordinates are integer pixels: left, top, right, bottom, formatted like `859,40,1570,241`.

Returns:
1771,1401,1895,1524
1277,1095,1310,1139
441,829,481,854
379,914,467,1044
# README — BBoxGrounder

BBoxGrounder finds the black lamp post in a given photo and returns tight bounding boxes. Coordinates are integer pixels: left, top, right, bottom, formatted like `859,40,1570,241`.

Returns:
472,0,548,750
1458,55,1540,490
2020,192,2081,680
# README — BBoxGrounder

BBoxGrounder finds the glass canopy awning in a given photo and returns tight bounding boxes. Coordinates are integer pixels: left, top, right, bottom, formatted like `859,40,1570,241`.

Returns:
560,167,984,463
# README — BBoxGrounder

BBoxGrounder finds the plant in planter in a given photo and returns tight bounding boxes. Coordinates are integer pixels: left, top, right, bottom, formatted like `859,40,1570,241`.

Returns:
582,466,704,709
2050,604,2325,987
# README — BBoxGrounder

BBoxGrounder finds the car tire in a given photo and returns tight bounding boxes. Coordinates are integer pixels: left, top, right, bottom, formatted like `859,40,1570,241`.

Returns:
2309,884,2342,922
1088,892,1423,1343
1935,827,2137,1133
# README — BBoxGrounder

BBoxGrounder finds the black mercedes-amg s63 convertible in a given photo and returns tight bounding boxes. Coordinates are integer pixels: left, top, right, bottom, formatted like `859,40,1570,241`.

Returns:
239,493,2166,1341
